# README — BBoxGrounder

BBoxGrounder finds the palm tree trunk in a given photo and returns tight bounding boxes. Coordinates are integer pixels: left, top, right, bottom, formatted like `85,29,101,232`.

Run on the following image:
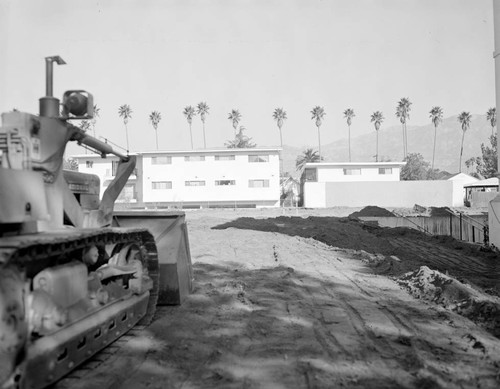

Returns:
155,129,158,150
376,131,379,162
317,125,321,160
279,128,283,208
189,123,194,149
125,123,129,153
203,122,207,149
401,124,405,159
404,123,408,157
459,130,465,173
348,124,351,162
431,124,437,171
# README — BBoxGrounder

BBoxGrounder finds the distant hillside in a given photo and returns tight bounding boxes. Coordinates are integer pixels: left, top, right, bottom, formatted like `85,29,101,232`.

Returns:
281,114,493,177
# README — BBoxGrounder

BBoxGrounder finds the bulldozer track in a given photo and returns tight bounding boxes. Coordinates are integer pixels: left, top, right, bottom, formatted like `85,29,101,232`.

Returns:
0,227,159,389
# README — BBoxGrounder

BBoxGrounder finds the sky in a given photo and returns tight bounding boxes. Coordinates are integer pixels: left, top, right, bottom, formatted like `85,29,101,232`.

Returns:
0,0,496,155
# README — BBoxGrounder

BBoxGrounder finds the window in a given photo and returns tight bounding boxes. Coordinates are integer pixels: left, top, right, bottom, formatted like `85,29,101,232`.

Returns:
185,180,206,186
112,161,120,176
152,181,172,190
215,180,235,186
248,155,269,163
151,156,171,165
86,161,93,168
249,179,270,188
343,168,361,175
304,168,317,182
185,155,205,162
378,168,393,175
215,155,235,161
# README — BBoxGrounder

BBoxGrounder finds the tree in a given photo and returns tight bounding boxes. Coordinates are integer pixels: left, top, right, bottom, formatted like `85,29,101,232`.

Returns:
149,110,162,149
311,106,326,159
79,120,91,132
183,106,196,149
370,111,384,162
197,102,210,148
273,108,287,178
457,111,471,173
228,109,242,135
118,104,132,152
476,134,498,179
295,148,322,171
272,108,287,149
429,106,443,172
396,97,412,158
225,126,256,148
63,157,79,171
343,108,355,162
486,107,496,137
465,157,480,178
91,104,100,137
400,153,430,180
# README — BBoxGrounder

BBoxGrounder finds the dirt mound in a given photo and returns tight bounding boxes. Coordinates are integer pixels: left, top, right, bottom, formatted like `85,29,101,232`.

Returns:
398,266,500,336
429,207,452,217
349,206,395,218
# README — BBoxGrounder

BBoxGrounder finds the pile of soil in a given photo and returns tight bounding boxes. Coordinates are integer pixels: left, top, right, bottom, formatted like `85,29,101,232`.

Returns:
429,207,452,217
348,206,395,218
398,266,500,336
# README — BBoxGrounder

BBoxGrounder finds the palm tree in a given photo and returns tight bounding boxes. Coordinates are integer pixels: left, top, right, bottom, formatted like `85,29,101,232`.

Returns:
457,111,472,172
370,111,384,162
343,108,355,162
396,97,412,159
91,104,100,137
79,120,91,132
296,148,322,171
311,106,326,159
429,106,443,172
228,109,242,135
183,106,196,149
272,108,287,149
486,107,496,137
118,104,132,152
197,102,210,148
149,110,162,149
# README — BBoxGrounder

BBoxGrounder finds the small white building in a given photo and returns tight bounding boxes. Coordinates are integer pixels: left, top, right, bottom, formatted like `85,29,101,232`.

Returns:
73,148,281,209
302,162,404,183
300,161,478,208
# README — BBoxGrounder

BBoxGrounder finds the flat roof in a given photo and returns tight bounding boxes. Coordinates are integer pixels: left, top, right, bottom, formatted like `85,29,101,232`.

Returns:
71,147,281,159
464,177,499,188
304,161,406,168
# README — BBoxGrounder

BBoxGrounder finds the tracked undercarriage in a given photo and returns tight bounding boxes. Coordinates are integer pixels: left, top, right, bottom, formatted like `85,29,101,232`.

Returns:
0,228,159,389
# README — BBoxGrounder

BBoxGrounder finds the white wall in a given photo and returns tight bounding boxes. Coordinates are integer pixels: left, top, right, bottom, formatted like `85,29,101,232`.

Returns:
316,165,401,182
304,180,455,208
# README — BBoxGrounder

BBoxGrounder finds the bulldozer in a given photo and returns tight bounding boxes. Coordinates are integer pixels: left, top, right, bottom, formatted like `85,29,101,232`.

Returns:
0,56,191,388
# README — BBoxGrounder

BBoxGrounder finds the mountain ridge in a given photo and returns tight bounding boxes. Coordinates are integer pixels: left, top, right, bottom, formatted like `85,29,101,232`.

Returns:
280,114,494,177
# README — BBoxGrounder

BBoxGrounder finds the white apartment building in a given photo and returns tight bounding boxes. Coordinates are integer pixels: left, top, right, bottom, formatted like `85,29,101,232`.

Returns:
73,148,281,208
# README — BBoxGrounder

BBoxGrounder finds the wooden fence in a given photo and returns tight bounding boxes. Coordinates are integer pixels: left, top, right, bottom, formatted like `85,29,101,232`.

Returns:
359,214,488,244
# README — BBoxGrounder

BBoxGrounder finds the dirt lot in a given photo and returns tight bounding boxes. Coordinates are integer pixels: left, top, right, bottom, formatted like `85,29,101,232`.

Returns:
59,207,500,389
